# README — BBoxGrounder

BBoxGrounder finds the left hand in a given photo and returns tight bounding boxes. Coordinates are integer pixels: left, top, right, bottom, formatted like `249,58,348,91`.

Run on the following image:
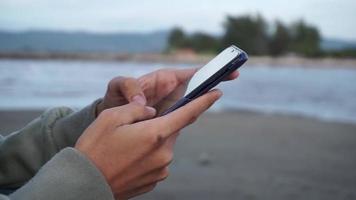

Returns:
96,68,239,115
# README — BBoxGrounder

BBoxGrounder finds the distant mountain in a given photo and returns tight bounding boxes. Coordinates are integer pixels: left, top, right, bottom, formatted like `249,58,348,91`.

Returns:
0,30,169,53
1,30,355,54
321,38,356,51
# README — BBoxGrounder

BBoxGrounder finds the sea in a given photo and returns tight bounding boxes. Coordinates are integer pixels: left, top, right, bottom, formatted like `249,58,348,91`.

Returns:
0,59,356,124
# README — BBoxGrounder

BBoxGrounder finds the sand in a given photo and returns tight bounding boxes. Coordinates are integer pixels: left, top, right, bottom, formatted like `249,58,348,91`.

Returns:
1,110,356,200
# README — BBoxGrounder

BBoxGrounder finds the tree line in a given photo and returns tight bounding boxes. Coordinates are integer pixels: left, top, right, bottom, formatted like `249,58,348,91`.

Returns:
168,15,324,57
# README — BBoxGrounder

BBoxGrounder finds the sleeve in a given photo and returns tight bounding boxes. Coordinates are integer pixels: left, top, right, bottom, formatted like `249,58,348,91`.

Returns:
0,99,102,189
2,148,114,200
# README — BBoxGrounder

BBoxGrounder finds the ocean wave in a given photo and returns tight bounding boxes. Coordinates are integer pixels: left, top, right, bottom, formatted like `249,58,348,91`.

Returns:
1,59,356,124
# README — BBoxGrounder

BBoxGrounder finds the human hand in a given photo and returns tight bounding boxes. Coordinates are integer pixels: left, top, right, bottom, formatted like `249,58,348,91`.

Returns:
96,76,147,116
138,68,238,114
75,89,222,199
97,68,239,115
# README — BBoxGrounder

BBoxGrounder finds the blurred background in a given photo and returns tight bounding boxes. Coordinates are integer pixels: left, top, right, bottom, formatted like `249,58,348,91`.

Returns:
0,0,356,199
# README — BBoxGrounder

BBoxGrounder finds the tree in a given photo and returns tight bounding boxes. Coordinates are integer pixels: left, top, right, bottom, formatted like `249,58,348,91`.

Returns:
269,21,291,56
167,27,188,50
189,32,219,53
289,20,321,57
221,15,269,55
166,16,323,58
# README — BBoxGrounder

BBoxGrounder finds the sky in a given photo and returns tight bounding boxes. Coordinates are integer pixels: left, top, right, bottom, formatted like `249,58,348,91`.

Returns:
0,0,356,41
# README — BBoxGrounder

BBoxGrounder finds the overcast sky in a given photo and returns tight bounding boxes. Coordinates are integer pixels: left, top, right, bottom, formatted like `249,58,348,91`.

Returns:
0,0,355,40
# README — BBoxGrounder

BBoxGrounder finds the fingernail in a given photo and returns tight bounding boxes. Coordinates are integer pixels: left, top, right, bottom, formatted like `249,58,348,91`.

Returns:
132,95,146,105
146,106,157,115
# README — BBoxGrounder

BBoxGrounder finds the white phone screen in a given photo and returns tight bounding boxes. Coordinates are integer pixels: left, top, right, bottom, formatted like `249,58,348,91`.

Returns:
185,46,240,96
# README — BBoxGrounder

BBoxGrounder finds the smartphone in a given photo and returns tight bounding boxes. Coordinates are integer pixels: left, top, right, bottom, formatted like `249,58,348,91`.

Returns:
162,45,248,115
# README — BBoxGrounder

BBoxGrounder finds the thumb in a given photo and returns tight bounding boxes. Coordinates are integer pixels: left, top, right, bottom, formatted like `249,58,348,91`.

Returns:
109,77,147,105
99,102,156,127
134,89,222,139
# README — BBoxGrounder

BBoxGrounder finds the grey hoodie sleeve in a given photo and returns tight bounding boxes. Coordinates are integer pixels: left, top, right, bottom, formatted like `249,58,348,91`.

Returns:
0,148,114,200
0,99,102,189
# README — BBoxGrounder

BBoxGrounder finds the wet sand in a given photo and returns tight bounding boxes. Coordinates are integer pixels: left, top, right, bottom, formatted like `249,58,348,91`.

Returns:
1,110,356,199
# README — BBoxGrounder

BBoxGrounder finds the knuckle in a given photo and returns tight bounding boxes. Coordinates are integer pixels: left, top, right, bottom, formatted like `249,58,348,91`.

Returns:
149,125,159,133
162,120,173,137
99,108,115,119
107,77,117,88
158,167,170,181
108,76,119,85
130,103,146,114
159,151,173,166
155,133,165,145
122,77,136,88
142,131,156,145
189,114,199,124
107,76,123,91
146,183,157,192
144,127,165,146
144,132,161,146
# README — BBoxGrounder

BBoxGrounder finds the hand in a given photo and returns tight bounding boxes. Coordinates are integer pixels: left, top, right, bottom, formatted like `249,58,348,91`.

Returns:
97,68,239,115
96,77,147,116
75,89,222,199
138,68,238,114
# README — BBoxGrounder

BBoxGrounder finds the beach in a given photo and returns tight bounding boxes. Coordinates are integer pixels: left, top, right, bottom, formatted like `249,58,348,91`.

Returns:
1,110,355,200
1,56,356,199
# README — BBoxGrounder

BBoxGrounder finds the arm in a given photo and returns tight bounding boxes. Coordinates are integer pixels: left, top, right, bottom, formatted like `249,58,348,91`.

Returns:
0,74,163,190
0,87,220,200
0,99,100,189
0,68,237,200
0,148,114,200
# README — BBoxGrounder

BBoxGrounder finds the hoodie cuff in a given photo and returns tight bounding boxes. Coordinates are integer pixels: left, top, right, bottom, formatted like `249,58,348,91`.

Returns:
52,99,102,150
10,147,114,200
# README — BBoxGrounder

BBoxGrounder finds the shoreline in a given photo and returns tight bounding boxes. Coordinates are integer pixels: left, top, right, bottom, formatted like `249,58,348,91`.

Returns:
1,52,356,68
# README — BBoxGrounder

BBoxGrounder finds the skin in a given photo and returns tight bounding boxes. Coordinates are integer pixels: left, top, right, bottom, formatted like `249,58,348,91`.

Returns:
75,68,239,199
96,68,239,115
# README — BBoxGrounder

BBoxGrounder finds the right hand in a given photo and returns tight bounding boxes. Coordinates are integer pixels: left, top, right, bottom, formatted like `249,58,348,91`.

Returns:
75,89,222,200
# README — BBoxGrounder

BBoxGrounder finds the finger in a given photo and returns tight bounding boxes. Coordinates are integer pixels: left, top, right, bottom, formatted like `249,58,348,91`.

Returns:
139,166,169,186
117,167,169,197
228,70,239,80
223,70,239,81
100,102,156,127
138,68,197,106
138,89,222,138
112,77,147,105
160,89,222,136
175,68,198,84
123,182,157,199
